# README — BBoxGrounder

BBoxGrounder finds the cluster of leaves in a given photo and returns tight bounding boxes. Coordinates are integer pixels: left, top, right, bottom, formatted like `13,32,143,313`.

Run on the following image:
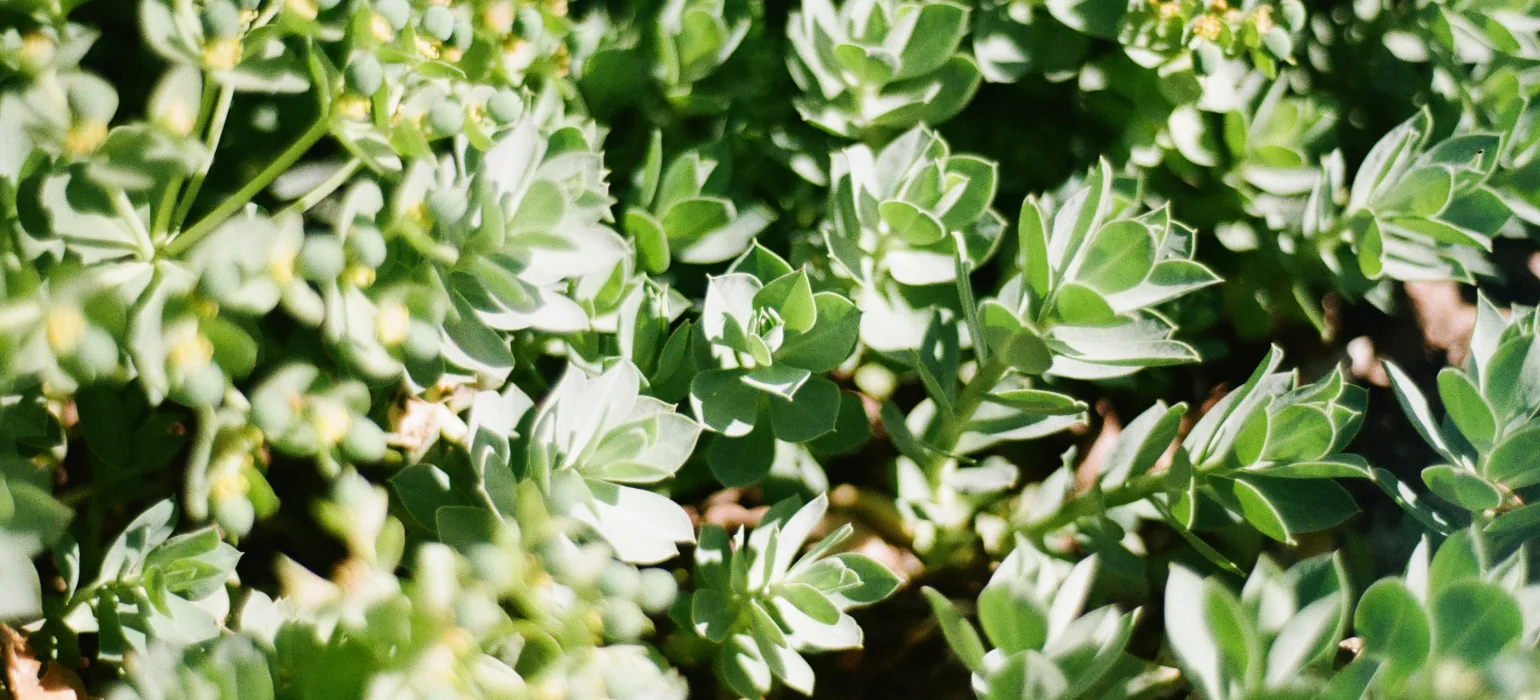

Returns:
1,0,1539,697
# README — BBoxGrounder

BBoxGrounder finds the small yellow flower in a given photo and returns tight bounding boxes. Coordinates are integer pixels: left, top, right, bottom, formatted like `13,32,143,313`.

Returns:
19,32,55,71
440,47,463,63
161,99,197,137
269,246,298,286
1193,14,1224,41
407,201,430,226
337,95,372,121
202,38,243,70
376,302,412,346
312,401,352,446
483,2,516,34
1158,2,1181,19
285,0,318,21
371,13,396,41
345,265,376,288
1253,6,1275,33
44,306,86,353
209,452,254,501
64,121,108,157
415,36,441,59
551,44,570,76
168,332,215,374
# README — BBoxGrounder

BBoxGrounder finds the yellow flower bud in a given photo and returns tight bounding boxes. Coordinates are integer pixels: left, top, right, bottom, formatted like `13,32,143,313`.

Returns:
64,121,108,157
371,13,396,41
161,98,197,137
337,94,372,121
202,38,243,71
311,400,352,446
1194,15,1224,41
1254,6,1275,33
345,265,376,288
483,2,516,34
285,0,318,21
376,302,412,346
415,36,441,59
269,246,298,286
168,332,215,374
19,32,55,71
44,306,86,354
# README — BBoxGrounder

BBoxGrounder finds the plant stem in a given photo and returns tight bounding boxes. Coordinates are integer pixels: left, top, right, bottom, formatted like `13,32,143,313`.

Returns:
151,80,220,241
1018,470,1169,538
277,157,361,218
168,95,330,256
112,189,155,260
923,355,1009,478
167,42,332,255
167,84,236,239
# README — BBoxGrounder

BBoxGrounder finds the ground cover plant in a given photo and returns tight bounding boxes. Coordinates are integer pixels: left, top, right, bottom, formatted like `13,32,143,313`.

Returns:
2,0,1540,697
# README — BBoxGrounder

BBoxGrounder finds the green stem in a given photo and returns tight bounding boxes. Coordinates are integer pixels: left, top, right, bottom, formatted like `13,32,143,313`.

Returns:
1018,470,1169,538
112,189,155,259
167,84,236,239
168,54,332,256
922,355,1010,478
151,80,219,241
277,157,361,218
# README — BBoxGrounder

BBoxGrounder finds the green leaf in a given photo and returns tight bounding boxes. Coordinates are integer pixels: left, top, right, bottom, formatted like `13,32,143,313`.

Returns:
1432,580,1522,665
1265,594,1343,685
708,421,776,488
1052,282,1117,326
1437,368,1496,449
1428,528,1485,597
691,369,761,437
1101,401,1186,487
1075,220,1154,295
824,553,901,608
807,391,872,455
1262,404,1335,463
1165,565,1225,699
979,301,1051,374
1019,196,1052,298
1383,360,1457,463
880,199,946,246
720,632,773,698
755,270,818,333
1373,467,1456,535
977,573,1048,654
696,524,733,591
1045,0,1126,38
1218,473,1359,544
693,588,740,643
768,376,841,443
922,587,986,673
1421,464,1502,511
915,314,959,413
985,389,1086,416
1354,214,1384,279
626,208,671,275
1485,425,1540,489
743,364,813,401
1355,578,1430,681
774,292,861,373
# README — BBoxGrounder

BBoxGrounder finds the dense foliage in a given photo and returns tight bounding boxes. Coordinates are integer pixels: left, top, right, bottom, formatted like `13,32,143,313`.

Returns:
1,0,1539,697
